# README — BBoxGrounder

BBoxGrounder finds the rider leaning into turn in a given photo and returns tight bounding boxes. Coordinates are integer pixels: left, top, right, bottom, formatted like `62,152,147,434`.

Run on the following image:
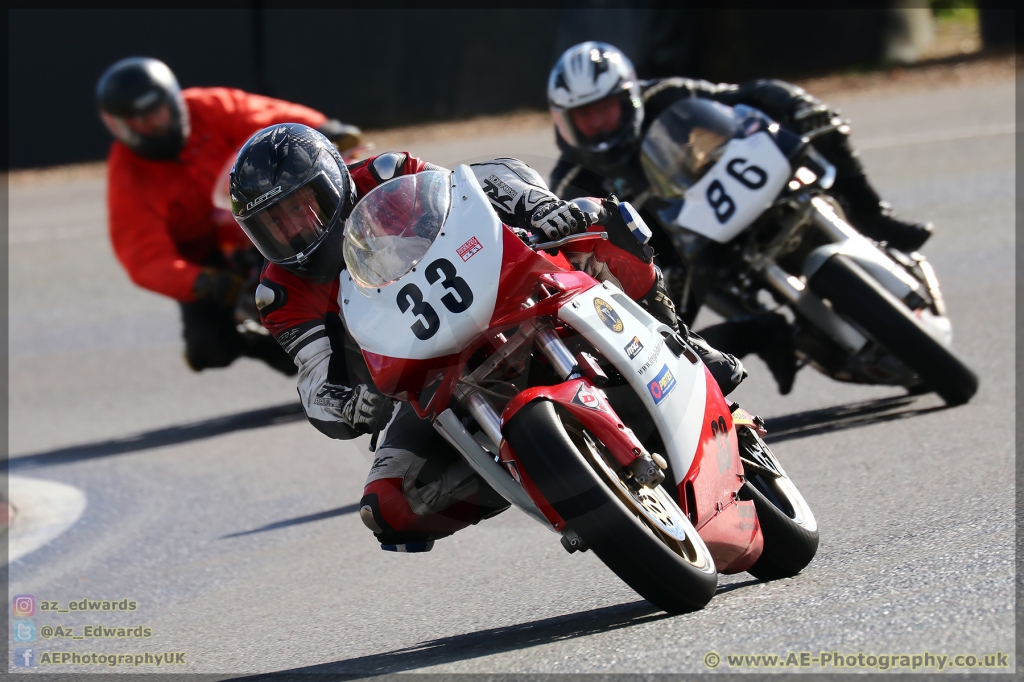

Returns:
546,42,934,395
97,57,361,375
230,123,746,553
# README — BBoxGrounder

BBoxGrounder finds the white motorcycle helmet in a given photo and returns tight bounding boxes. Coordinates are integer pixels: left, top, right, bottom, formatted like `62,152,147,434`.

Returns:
547,42,644,157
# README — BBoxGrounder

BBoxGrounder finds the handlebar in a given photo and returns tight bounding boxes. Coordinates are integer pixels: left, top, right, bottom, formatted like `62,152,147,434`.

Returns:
800,120,844,142
529,231,609,251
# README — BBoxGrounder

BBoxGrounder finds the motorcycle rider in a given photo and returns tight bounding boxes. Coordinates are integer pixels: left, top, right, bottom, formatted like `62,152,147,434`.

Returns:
97,56,362,375
547,42,934,394
230,123,746,552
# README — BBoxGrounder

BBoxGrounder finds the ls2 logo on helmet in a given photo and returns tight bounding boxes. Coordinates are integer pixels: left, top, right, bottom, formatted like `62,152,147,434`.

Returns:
246,185,282,211
593,298,624,333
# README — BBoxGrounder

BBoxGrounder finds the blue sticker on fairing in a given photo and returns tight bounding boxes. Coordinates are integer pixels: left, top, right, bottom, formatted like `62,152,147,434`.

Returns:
647,365,677,405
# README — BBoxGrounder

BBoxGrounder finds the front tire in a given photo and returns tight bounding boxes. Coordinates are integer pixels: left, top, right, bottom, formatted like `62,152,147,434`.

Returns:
809,254,978,405
737,428,819,581
504,400,718,614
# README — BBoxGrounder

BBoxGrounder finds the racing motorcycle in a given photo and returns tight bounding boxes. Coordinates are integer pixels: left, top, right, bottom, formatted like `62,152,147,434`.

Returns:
639,99,978,405
338,167,818,613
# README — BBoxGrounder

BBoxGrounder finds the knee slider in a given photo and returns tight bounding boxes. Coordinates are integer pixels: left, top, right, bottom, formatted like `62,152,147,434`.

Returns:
358,494,385,533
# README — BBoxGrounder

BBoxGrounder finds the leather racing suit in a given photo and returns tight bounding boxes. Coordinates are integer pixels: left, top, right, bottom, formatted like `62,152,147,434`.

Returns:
257,152,744,552
106,87,328,373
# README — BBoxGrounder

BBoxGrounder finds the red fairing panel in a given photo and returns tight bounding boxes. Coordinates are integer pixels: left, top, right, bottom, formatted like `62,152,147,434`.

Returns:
361,350,460,403
489,230,595,328
501,379,647,473
681,367,762,573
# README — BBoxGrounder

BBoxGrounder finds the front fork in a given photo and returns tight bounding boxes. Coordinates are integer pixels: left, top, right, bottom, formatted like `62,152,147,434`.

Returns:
456,318,666,489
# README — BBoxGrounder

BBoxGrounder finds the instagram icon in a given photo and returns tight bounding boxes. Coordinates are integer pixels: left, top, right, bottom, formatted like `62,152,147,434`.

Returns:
12,595,35,617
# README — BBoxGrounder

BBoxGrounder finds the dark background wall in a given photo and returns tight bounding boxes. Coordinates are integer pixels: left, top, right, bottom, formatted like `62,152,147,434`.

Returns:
8,6,1014,170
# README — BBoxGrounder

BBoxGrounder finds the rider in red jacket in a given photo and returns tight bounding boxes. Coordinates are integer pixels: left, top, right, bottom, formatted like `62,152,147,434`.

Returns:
97,57,360,374
232,123,745,552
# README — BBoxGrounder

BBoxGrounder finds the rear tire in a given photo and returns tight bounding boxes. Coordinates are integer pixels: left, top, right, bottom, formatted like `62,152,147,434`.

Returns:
504,400,718,614
809,254,978,405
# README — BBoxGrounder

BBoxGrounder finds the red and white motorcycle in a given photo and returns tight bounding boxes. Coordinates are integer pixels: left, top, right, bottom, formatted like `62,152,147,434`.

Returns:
339,167,818,613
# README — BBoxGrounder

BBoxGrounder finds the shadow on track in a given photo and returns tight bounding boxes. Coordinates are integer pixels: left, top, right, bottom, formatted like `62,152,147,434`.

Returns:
763,395,946,444
221,503,362,539
229,600,667,680
716,578,761,595
7,402,305,471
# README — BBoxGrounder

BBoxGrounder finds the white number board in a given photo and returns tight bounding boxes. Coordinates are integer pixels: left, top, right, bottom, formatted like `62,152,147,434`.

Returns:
675,132,791,243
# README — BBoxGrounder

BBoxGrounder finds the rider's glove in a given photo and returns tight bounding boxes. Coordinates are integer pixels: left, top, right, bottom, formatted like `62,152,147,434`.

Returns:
314,382,391,434
789,93,833,134
316,119,363,155
530,199,590,240
192,268,245,310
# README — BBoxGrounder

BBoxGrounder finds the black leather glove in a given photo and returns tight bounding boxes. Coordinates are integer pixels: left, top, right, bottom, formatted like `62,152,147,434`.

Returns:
192,268,245,310
789,93,833,134
316,119,363,155
530,199,591,240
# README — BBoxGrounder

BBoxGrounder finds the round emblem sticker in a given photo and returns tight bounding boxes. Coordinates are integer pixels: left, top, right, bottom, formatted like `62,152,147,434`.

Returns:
593,297,624,333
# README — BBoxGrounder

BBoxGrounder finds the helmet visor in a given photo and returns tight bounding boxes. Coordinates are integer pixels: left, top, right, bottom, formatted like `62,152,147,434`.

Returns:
237,170,343,263
554,89,639,153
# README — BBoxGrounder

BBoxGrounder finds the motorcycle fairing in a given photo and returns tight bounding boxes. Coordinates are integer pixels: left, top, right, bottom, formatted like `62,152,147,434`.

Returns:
556,281,707,482
676,131,791,243
340,165,503,361
682,368,761,573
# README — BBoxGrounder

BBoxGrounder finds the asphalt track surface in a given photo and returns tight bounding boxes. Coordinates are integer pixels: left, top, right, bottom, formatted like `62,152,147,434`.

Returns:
6,79,1016,677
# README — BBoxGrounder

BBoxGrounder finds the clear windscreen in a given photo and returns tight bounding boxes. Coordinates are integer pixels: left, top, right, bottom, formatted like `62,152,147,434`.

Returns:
640,99,743,199
343,170,452,288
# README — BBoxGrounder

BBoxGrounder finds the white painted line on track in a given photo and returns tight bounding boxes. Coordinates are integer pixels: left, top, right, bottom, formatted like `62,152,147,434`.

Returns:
857,123,1016,150
5,476,87,564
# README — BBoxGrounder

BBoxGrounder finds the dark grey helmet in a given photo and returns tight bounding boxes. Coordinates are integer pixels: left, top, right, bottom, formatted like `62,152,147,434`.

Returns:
96,57,189,160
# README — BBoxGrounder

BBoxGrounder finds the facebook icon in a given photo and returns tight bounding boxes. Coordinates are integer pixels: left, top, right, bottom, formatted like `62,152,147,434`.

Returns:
14,647,36,668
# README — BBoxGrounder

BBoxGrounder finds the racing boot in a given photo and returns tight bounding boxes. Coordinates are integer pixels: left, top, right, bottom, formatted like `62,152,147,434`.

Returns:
687,332,747,397
832,174,933,252
698,312,797,395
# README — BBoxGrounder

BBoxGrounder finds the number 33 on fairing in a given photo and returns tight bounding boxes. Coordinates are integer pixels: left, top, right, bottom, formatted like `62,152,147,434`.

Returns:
676,131,790,243
396,257,474,340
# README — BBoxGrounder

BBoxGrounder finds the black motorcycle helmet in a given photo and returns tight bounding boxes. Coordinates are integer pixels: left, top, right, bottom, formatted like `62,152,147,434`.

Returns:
230,123,356,284
96,57,190,161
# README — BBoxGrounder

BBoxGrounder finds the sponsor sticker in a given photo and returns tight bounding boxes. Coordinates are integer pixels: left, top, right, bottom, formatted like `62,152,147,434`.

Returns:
624,336,644,360
647,365,677,405
571,384,601,409
457,236,483,262
637,339,664,375
593,297,624,333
